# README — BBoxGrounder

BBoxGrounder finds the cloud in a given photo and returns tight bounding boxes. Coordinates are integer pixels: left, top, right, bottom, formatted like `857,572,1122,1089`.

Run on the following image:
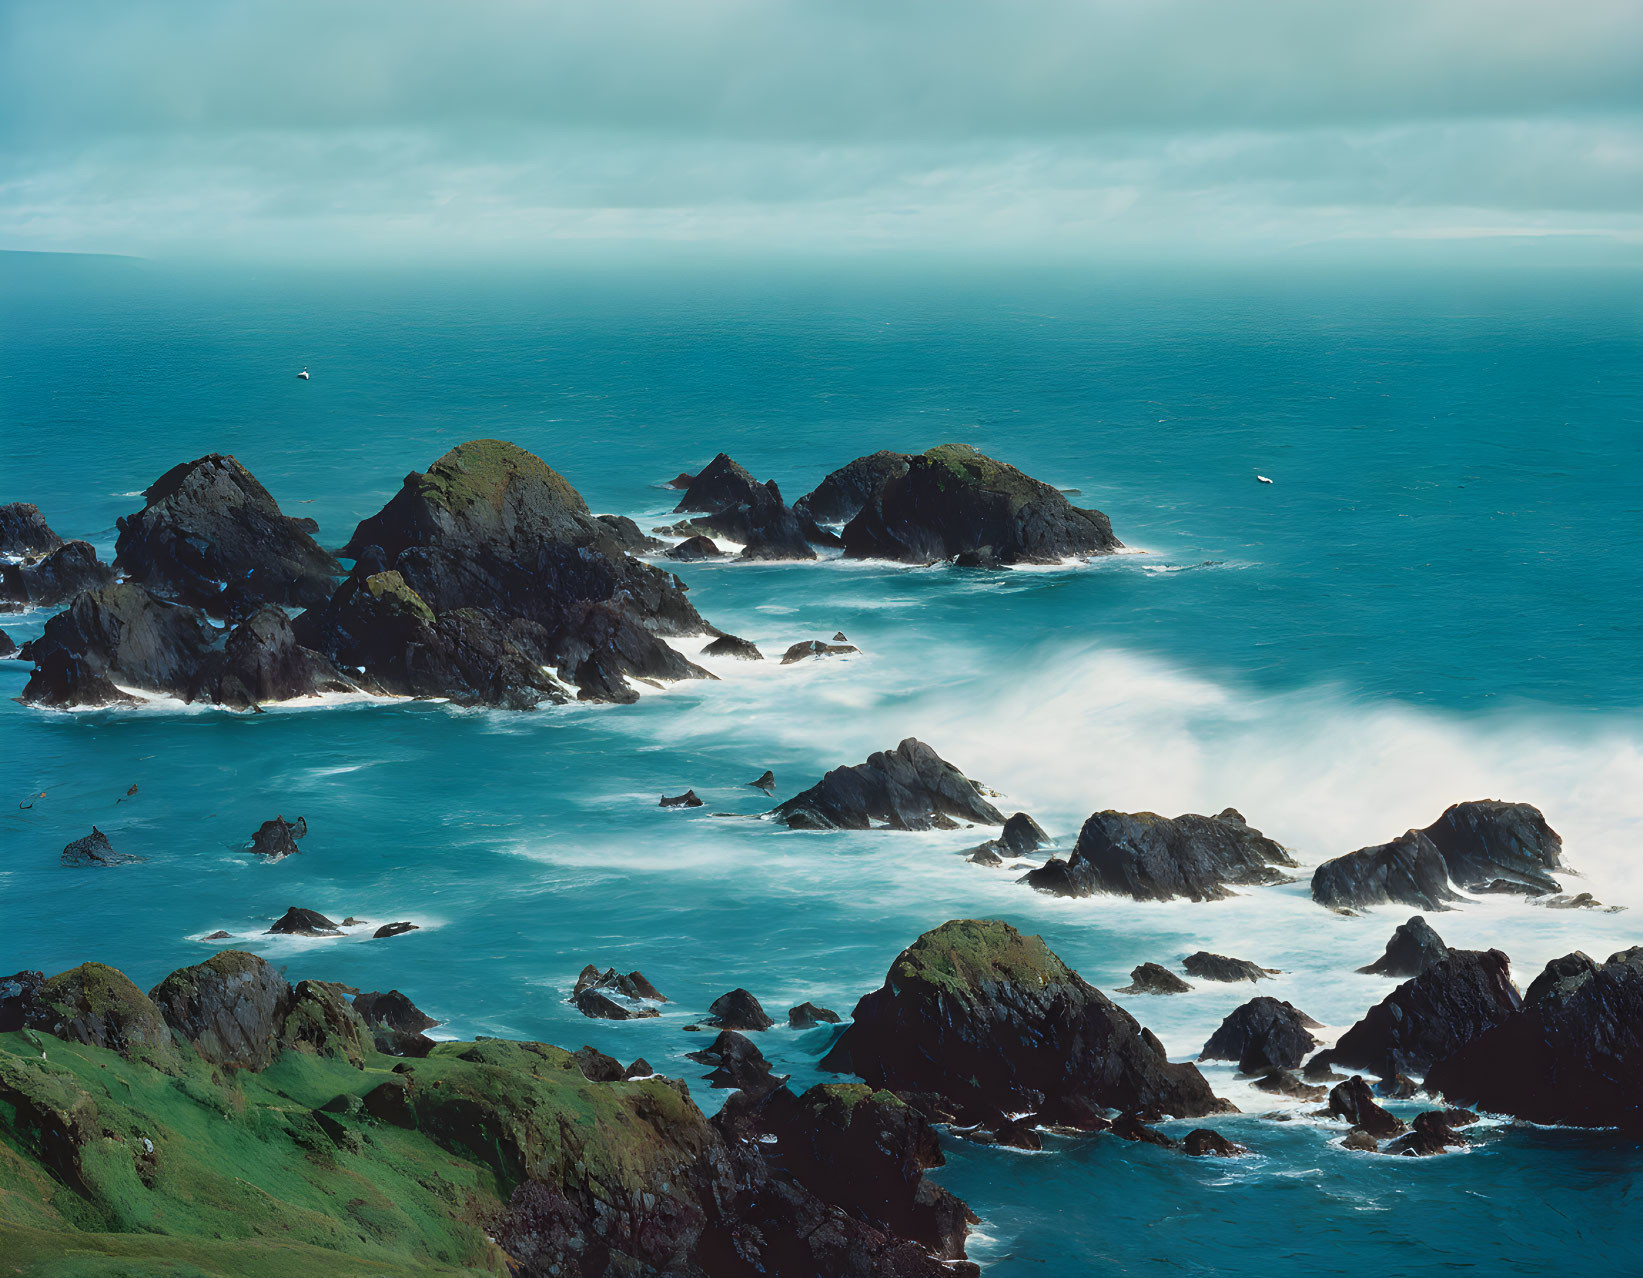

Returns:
2,0,1640,260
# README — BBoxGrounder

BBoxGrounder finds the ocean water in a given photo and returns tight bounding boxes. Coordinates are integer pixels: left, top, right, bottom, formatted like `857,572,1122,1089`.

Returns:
2,253,1641,1275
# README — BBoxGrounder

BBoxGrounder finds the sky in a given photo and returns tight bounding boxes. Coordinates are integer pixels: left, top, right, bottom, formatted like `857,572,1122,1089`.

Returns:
2,0,1642,264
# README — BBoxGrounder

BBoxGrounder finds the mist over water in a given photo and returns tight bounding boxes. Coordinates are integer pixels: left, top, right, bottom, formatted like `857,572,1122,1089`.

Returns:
2,254,1641,1275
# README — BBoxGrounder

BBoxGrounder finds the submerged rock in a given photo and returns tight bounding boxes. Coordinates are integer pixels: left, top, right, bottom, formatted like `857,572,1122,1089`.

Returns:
821,919,1229,1127
1311,829,1460,912
701,633,763,660
267,906,343,937
1184,1128,1250,1157
780,638,859,664
841,443,1121,565
248,815,306,860
1022,806,1292,902
1328,1075,1407,1138
1200,998,1321,1072
1120,963,1193,996
1,540,115,609
1321,950,1520,1079
1182,952,1278,984
1253,1070,1327,1101
61,827,146,867
772,738,1004,832
1358,915,1450,977
660,789,703,808
795,451,912,524
707,988,774,1031
114,454,341,615
0,502,63,557
1425,949,1643,1129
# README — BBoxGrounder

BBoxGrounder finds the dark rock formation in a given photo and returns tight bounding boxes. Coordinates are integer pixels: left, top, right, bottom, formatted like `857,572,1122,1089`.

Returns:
353,989,437,1035
1,540,115,608
665,535,723,561
1327,1076,1407,1138
669,453,834,561
21,581,214,698
148,950,296,1070
1419,800,1563,895
0,970,44,1031
1022,806,1292,902
1119,963,1193,995
687,1029,783,1093
1311,829,1460,912
573,1045,624,1082
1200,998,1321,1072
963,811,1051,865
114,454,341,615
373,921,419,939
780,639,859,664
1253,1070,1326,1101
0,628,14,658
665,471,695,489
772,738,1004,832
248,815,306,860
1382,1110,1470,1157
702,633,762,660
707,988,774,1031
267,907,343,937
61,827,145,867
572,966,665,1020
1322,950,1520,1079
674,453,767,515
1182,952,1278,983
821,920,1228,1127
749,769,776,793
593,515,663,553
789,1001,842,1027
322,440,714,704
16,963,181,1069
1184,1128,1250,1157
796,451,912,524
0,502,63,557
841,443,1121,565
203,605,359,708
19,648,137,708
1425,948,1643,1129
660,789,703,808
1111,1111,1178,1148
1359,915,1450,977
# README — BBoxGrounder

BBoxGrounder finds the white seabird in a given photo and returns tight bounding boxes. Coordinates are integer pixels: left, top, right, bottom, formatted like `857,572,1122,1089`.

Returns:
1256,474,1273,484
296,367,310,380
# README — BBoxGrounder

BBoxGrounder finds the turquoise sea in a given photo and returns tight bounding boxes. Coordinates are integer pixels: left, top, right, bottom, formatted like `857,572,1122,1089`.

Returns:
2,252,1641,1274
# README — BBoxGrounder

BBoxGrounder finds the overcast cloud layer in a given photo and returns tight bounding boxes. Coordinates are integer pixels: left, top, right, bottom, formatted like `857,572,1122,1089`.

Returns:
3,0,1641,262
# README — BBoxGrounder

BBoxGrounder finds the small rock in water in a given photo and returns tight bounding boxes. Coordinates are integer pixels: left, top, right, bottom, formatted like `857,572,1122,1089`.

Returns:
267,906,342,937
788,1001,841,1027
1382,1110,1471,1157
832,631,848,642
780,639,858,665
1119,963,1193,995
1111,1112,1178,1148
1253,1070,1326,1101
749,770,776,793
701,634,763,660
1543,892,1603,910
61,828,146,867
1358,915,1450,978
118,783,139,802
248,815,306,860
660,790,703,808
202,930,231,942
664,535,722,562
1182,952,1280,983
1342,1128,1380,1152
342,917,366,926
373,921,418,939
707,988,773,1031
1328,1076,1407,1138
572,965,666,1020
1184,1128,1250,1157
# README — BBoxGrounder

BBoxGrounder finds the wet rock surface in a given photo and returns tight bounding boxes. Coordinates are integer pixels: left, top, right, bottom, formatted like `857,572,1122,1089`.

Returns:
1182,952,1279,984
1119,963,1194,995
795,450,912,524
267,906,343,937
772,738,1004,831
707,988,774,1031
1023,806,1292,901
1200,997,1322,1072
1359,915,1450,977
1,540,115,609
0,502,64,557
1311,828,1461,912
61,827,146,867
248,815,306,860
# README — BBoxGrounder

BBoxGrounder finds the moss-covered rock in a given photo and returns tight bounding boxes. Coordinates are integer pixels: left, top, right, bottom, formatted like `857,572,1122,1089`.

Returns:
26,964,181,1073
822,920,1228,1126
149,951,294,1072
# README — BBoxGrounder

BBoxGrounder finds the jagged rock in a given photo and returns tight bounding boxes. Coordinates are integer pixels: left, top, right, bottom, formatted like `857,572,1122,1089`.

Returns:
0,970,45,1031
1182,952,1278,983
248,815,306,860
772,738,1004,832
795,452,912,524
202,931,231,942
670,453,828,561
114,454,341,615
1253,1070,1326,1101
19,647,138,708
789,1001,841,1027
1184,1128,1250,1157
1022,806,1292,902
1,540,115,608
21,581,214,699
833,631,849,642
1200,998,1321,1072
964,811,1051,864
1359,915,1450,977
267,906,342,937
1119,964,1193,995
1311,829,1461,912
204,606,358,707
821,920,1228,1128
1327,1076,1407,1138
623,1058,655,1079
278,979,373,1064
841,443,1121,565
61,827,145,867
1321,950,1520,1079
707,988,773,1031
660,789,703,808
574,966,666,1003
593,514,663,553
674,454,768,514
702,633,763,660
749,770,776,793
373,922,419,939
1383,1110,1470,1157
325,440,714,703
353,989,437,1035
1111,1111,1177,1148
16,963,181,1069
1420,800,1563,895
0,502,63,556
664,471,695,490
780,639,859,664
687,1029,782,1093
0,628,14,658
571,966,664,1021
1425,949,1643,1129
573,1045,624,1082
573,990,658,1021
665,535,723,561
